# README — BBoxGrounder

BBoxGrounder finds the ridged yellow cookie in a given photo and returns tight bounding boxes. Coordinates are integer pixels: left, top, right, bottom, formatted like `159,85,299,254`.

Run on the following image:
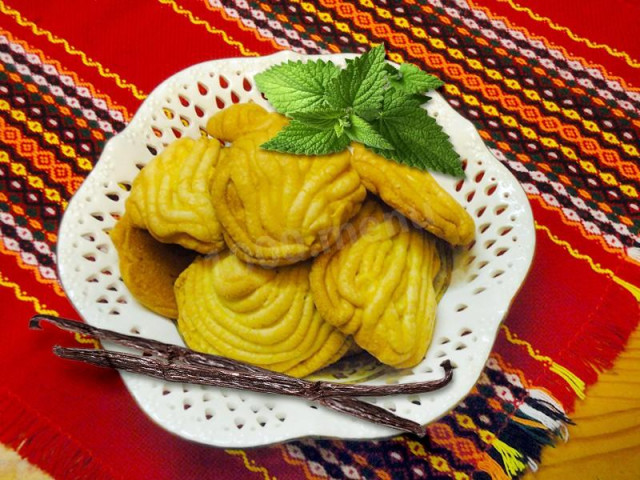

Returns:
174,252,352,377
310,200,452,369
210,105,366,266
110,214,197,318
206,102,279,143
126,136,225,254
351,143,475,246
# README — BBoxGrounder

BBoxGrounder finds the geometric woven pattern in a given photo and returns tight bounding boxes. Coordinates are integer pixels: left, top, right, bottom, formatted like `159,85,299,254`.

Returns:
1,1,639,479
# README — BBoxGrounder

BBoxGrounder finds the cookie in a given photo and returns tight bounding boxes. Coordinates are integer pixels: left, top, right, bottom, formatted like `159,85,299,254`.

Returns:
351,143,475,246
174,251,352,377
206,101,279,142
110,213,197,318
310,200,451,369
126,136,225,254
210,105,366,266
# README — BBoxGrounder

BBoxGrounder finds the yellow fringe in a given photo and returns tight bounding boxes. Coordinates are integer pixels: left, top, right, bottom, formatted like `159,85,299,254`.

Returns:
549,363,586,400
492,438,527,478
612,277,640,303
501,325,586,399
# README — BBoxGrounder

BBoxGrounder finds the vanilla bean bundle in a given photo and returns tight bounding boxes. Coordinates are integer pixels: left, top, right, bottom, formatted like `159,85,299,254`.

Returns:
30,314,454,436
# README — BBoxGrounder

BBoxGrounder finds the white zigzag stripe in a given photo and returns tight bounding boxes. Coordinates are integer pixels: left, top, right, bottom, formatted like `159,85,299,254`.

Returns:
429,0,640,115
488,147,639,253
0,212,57,280
208,0,329,55
0,34,125,129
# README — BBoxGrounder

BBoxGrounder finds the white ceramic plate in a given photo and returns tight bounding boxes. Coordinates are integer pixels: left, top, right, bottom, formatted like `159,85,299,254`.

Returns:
57,52,535,447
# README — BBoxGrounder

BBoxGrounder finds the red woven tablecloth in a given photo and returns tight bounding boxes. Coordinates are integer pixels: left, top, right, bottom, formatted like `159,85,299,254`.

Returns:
1,1,639,479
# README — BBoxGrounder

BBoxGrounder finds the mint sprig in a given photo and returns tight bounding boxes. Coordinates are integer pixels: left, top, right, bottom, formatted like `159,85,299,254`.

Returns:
372,89,463,177
254,59,340,114
325,45,387,113
386,62,444,95
261,118,351,155
346,113,394,150
255,46,463,177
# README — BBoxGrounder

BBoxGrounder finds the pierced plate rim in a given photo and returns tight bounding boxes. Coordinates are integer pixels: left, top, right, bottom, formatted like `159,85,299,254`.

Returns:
56,51,536,447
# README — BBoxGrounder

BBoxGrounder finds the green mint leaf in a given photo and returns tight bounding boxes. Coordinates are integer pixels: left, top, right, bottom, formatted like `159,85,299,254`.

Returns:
381,87,423,110
254,59,340,114
345,114,394,150
372,89,464,177
384,63,399,75
325,44,387,112
354,107,381,122
291,110,351,138
255,47,461,176
389,63,443,95
290,109,346,129
260,119,350,156
412,93,432,105
334,118,346,137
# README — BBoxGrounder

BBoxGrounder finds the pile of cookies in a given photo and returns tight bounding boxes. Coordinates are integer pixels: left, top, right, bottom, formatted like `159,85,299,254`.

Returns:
111,103,475,377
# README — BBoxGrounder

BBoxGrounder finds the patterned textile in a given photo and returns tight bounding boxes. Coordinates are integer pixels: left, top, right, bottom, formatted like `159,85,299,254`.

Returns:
0,1,638,479
521,325,640,479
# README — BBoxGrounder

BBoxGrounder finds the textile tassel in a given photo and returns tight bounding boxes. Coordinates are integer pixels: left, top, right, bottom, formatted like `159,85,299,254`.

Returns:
523,392,573,427
0,390,112,480
567,316,632,386
490,390,570,478
612,276,640,303
628,247,640,264
490,438,527,478
548,363,586,400
548,274,640,410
